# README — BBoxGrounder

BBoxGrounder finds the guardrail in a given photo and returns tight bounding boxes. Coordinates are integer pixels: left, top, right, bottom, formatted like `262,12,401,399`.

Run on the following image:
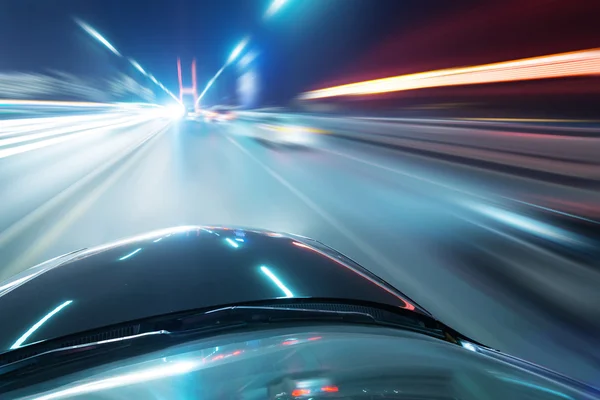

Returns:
236,111,600,183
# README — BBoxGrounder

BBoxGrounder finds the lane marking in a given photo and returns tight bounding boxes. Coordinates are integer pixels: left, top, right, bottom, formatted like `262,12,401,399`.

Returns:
0,121,171,277
225,136,442,311
318,146,599,225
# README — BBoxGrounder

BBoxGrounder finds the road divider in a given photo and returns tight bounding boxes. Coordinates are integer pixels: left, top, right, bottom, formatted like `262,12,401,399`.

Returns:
237,112,600,184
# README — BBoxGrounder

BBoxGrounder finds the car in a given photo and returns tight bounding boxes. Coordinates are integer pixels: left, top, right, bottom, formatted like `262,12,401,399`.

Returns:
0,226,598,399
203,108,235,123
252,115,318,147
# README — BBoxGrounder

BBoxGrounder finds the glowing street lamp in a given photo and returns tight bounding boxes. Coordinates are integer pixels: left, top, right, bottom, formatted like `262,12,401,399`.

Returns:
227,38,250,65
197,37,250,105
75,19,121,57
74,18,181,105
265,0,287,19
129,59,147,76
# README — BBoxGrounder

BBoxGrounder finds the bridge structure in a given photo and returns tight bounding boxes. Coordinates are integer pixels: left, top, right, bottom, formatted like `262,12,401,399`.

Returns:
177,58,198,109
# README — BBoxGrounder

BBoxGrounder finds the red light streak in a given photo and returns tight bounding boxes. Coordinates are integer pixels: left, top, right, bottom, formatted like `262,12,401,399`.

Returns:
292,242,416,311
308,336,322,341
291,389,310,396
321,386,339,392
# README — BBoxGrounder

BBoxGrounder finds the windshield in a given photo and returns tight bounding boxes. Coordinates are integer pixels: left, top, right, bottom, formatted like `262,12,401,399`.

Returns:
1,0,599,394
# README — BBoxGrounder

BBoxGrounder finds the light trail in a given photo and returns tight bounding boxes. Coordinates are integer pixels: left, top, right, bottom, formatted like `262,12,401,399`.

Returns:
300,48,600,100
0,114,142,148
0,99,119,108
0,114,159,160
74,19,121,57
0,113,127,137
10,300,73,349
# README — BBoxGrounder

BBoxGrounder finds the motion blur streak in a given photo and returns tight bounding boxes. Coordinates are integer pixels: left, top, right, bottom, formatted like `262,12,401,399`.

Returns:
300,48,600,99
260,266,294,298
264,0,287,19
74,18,121,57
1,113,126,136
33,360,198,400
0,99,120,108
0,114,157,160
468,203,584,247
2,0,600,391
10,300,73,349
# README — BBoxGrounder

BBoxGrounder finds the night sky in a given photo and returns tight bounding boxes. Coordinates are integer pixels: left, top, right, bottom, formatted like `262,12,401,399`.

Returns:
1,0,598,105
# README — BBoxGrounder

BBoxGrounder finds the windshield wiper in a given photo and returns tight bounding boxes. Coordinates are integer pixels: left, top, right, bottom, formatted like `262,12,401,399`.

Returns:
0,301,454,388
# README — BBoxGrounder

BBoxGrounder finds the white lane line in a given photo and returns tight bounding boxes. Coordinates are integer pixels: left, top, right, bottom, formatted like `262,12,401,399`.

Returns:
318,146,599,224
0,121,171,266
225,136,441,310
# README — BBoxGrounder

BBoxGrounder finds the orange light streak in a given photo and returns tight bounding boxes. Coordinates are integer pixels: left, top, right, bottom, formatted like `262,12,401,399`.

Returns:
300,48,600,100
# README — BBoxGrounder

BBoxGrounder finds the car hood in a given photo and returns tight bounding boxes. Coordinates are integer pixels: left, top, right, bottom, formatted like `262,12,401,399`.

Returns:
0,226,422,352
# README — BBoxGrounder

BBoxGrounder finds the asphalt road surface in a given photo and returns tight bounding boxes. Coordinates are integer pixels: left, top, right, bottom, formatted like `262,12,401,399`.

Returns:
1,115,599,386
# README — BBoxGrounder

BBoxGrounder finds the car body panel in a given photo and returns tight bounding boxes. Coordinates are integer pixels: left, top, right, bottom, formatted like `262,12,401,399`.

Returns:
4,325,599,399
0,226,420,353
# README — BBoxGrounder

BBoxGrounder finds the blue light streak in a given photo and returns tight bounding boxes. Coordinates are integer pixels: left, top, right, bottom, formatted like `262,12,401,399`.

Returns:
119,248,142,261
228,38,249,64
11,300,73,349
225,238,239,248
129,59,147,76
498,376,574,400
260,266,293,298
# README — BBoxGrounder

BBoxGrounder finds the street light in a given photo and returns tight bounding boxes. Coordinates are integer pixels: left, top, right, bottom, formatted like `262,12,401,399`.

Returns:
129,59,147,76
197,1,289,105
196,37,250,106
227,37,250,64
75,18,182,105
265,0,287,19
74,19,121,56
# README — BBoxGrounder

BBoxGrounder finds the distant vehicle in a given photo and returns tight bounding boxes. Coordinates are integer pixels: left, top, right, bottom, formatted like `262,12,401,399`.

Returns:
253,114,316,146
0,226,597,399
203,107,235,123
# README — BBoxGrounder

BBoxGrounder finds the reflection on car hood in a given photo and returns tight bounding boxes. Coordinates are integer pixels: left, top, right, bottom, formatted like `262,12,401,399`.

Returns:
5,326,598,400
0,226,423,352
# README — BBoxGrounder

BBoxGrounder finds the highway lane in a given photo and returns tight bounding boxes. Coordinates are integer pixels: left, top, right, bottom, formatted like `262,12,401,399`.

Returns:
1,117,599,386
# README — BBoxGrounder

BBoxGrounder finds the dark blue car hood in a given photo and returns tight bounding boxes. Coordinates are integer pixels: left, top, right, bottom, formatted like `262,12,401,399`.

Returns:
0,226,421,352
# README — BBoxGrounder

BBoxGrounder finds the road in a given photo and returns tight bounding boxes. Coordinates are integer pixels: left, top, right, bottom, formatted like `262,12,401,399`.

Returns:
1,113,600,386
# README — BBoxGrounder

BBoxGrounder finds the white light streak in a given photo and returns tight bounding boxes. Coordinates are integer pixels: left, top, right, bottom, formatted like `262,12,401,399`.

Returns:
265,0,287,18
225,238,239,248
129,59,147,76
75,19,121,57
33,360,197,400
